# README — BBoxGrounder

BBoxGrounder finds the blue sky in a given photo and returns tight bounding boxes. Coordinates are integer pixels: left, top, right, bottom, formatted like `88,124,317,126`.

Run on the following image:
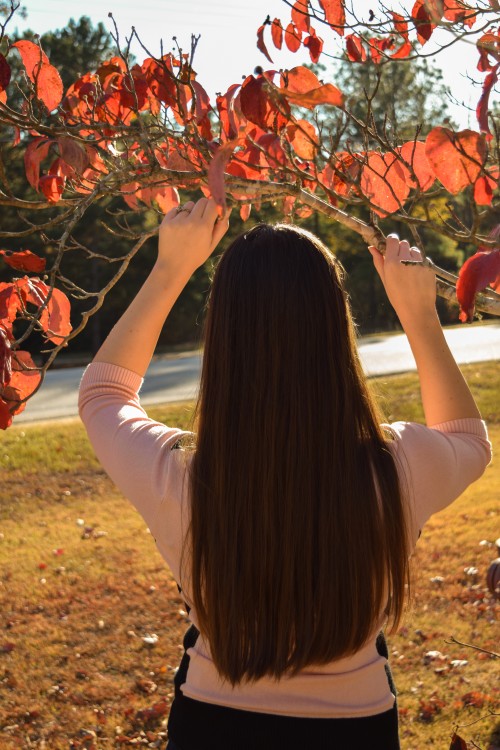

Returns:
11,0,492,129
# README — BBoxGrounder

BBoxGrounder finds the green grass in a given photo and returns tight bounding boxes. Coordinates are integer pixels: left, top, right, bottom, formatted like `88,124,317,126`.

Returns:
0,362,498,749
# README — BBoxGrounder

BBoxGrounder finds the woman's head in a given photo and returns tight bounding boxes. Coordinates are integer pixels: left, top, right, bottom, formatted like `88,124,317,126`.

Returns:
188,222,410,685
203,223,357,395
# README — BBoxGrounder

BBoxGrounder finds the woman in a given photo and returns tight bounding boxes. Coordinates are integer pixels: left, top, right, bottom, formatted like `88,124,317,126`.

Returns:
79,197,491,750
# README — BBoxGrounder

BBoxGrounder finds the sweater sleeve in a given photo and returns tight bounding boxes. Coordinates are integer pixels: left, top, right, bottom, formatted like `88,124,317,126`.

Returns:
78,361,191,541
386,418,492,539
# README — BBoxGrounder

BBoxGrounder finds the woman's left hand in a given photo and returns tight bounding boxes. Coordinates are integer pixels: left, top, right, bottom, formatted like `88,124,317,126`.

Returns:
156,197,231,276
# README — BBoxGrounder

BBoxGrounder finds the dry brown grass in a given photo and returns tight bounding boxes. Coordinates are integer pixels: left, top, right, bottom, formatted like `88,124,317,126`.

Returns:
0,364,498,749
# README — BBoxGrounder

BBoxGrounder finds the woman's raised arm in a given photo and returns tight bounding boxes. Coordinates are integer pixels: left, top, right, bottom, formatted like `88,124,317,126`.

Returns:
92,197,230,377
369,235,482,426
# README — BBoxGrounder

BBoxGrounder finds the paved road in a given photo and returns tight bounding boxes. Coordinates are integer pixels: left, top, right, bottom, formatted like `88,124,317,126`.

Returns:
16,323,499,424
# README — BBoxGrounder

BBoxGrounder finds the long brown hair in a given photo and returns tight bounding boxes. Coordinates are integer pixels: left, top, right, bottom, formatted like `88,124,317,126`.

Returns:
188,223,410,685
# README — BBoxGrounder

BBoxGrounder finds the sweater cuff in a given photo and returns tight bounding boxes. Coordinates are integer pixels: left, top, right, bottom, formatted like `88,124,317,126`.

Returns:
80,362,144,394
428,417,489,438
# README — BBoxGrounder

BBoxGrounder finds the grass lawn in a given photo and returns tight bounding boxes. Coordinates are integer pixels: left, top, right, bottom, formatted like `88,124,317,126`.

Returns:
0,363,498,750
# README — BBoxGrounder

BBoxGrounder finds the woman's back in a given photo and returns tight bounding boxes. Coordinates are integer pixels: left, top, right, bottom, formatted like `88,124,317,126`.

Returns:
78,202,491,750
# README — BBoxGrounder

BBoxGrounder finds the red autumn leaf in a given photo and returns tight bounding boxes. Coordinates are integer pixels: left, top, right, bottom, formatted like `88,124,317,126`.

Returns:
13,40,63,112
411,0,436,45
286,119,318,160
473,172,497,204
449,733,468,750
135,699,169,725
291,0,311,34
57,137,90,175
43,287,72,345
39,174,65,203
476,31,500,73
9,350,41,403
35,62,63,112
461,691,493,708
345,34,367,62
476,65,499,141
425,127,487,194
151,185,180,214
24,137,52,190
0,398,12,429
400,141,435,191
391,39,413,60
271,19,283,50
0,53,11,92
12,40,49,78
217,83,243,140
0,282,23,323
318,0,345,35
303,31,324,63
207,140,239,212
257,24,274,64
240,204,252,221
392,12,409,40
26,279,72,344
0,249,46,273
321,152,360,197
0,326,12,388
368,37,395,64
284,22,302,53
456,248,500,322
360,152,410,216
282,65,320,92
280,66,343,108
240,75,289,131
443,1,476,27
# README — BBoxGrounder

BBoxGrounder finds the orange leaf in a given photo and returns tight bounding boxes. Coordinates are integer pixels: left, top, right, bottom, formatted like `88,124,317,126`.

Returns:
35,62,63,112
425,127,487,194
443,1,476,27
400,141,434,191
12,40,49,78
360,152,410,216
474,173,496,205
281,66,343,108
24,137,52,190
39,174,65,203
284,22,302,53
257,24,274,64
271,19,283,50
318,0,345,35
392,11,409,40
13,40,62,111
10,350,41,402
240,204,252,221
291,0,310,34
207,140,239,212
150,185,180,213
0,249,46,273
286,119,318,160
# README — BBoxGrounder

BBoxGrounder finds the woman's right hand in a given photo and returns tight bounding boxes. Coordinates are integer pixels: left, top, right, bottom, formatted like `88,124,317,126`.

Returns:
368,234,437,328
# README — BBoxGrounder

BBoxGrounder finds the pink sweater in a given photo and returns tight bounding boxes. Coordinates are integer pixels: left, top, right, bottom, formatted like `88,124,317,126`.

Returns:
78,362,492,719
